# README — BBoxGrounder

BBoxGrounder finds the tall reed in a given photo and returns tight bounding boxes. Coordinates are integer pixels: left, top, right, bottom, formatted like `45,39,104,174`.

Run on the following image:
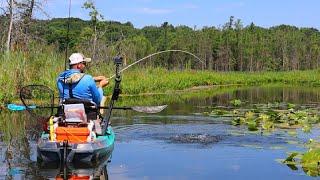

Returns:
1,51,320,106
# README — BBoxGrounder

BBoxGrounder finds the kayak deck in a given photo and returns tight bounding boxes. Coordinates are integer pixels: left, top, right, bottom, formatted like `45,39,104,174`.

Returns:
37,126,115,163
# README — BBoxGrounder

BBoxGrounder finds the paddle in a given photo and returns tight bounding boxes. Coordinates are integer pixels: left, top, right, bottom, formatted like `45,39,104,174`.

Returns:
7,103,167,114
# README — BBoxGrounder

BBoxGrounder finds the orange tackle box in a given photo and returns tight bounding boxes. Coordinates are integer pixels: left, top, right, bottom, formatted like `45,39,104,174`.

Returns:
55,127,90,143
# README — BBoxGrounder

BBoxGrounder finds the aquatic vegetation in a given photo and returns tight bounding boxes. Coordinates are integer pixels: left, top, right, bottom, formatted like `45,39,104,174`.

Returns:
201,101,320,132
283,148,320,177
259,114,274,130
287,103,296,109
209,109,232,116
302,149,320,171
230,99,242,106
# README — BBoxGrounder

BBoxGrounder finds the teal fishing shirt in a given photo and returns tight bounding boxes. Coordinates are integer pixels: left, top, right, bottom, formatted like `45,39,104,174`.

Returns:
57,69,103,105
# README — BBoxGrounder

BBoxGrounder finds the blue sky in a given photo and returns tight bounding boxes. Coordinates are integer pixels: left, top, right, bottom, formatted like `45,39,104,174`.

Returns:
38,0,319,29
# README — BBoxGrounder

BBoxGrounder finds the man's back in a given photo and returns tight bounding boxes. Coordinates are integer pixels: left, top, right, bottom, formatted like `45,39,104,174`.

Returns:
57,69,103,105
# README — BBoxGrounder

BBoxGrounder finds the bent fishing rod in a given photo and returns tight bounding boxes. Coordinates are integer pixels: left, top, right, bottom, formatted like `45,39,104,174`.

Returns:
108,49,205,79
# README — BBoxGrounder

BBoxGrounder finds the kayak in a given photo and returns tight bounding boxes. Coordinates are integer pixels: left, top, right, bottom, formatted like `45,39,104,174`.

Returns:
37,127,115,164
37,103,115,164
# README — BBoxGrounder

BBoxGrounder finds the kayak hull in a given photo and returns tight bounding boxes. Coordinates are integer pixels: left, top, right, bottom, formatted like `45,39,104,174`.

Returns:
37,126,115,164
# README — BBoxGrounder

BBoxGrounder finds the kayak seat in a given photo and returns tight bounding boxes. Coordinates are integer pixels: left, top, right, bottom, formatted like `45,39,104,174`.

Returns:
64,104,87,122
63,98,98,120
93,119,102,135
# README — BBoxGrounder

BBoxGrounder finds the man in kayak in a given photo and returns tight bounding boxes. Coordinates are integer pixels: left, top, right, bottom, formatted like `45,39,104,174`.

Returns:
57,53,108,106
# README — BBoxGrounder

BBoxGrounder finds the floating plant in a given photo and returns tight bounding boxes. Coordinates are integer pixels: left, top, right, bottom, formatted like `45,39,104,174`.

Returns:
202,101,320,132
283,148,320,177
230,99,242,106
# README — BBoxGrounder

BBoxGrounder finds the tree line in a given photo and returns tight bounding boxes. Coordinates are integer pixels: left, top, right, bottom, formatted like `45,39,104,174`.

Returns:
1,1,320,72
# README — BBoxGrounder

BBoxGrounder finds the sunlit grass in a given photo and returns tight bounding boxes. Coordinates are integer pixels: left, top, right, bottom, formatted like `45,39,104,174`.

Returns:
108,68,320,95
2,52,320,106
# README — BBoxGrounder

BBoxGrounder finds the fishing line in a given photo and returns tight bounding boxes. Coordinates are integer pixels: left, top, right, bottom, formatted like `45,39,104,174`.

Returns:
61,0,72,103
108,49,204,79
65,0,72,71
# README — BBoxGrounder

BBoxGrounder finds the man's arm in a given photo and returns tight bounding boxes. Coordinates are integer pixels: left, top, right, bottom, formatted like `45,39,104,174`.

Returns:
88,76,103,105
57,80,64,99
93,76,109,88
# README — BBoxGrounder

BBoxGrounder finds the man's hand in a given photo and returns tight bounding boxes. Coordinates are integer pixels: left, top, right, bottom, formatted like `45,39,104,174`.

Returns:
94,76,109,88
93,76,106,81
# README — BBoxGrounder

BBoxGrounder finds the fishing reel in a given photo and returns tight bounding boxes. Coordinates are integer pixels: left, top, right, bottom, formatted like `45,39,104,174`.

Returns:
114,56,123,65
112,56,122,101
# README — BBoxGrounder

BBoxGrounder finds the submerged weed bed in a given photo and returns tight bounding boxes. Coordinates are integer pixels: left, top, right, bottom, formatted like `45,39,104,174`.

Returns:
200,99,320,177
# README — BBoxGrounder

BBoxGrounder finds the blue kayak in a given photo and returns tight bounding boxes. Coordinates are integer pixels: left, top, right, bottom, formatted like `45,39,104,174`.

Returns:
37,103,115,164
37,125,115,164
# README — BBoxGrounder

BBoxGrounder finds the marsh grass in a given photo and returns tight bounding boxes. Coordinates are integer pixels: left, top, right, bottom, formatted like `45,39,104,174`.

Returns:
0,52,64,106
1,52,320,106
117,69,320,95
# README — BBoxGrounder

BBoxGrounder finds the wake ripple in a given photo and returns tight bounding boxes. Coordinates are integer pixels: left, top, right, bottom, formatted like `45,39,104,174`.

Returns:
168,133,222,145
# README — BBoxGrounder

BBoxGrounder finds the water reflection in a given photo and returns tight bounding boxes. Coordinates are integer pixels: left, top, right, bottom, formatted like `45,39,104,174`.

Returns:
39,161,109,180
2,85,320,179
115,85,320,111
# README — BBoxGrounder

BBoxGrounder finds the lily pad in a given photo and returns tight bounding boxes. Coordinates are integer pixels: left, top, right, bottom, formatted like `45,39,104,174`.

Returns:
283,152,299,163
230,99,242,106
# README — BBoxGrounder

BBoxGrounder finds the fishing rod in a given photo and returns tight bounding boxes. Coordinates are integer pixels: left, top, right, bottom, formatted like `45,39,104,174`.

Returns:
101,56,122,135
108,49,205,79
61,0,72,108
65,0,72,71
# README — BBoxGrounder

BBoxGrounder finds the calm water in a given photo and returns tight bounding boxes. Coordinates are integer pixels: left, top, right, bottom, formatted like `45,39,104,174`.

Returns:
1,85,320,179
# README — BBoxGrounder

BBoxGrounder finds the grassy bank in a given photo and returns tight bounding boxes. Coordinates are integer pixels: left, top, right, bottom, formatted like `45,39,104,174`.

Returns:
1,52,320,107
118,68,320,95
